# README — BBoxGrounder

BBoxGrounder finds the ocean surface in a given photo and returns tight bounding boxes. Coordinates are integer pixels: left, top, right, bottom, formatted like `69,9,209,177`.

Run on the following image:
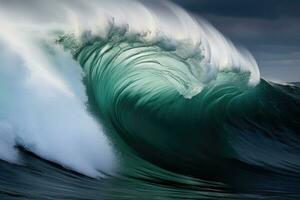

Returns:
0,0,299,199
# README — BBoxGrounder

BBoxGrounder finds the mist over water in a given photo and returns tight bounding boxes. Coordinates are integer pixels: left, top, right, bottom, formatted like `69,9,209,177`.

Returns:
0,0,299,199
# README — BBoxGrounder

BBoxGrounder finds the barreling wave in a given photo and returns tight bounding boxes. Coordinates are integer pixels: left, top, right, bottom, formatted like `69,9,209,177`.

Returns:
0,0,300,198
56,25,300,178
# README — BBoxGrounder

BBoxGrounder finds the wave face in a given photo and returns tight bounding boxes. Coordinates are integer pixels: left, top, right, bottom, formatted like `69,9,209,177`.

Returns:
61,29,300,177
0,0,300,199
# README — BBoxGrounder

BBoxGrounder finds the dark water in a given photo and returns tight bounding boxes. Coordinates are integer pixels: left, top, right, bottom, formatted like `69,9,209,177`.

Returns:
0,147,300,200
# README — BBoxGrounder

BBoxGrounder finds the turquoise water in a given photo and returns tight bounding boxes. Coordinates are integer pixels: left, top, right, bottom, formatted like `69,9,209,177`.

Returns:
0,1,300,199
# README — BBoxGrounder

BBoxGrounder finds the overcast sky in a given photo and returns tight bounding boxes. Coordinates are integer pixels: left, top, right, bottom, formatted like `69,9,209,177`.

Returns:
172,0,300,82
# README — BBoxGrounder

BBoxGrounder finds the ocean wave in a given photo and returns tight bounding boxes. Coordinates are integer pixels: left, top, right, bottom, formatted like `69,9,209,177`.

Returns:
0,1,299,194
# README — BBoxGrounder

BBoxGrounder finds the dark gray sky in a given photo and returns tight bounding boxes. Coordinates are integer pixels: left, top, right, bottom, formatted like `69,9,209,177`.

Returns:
172,0,300,82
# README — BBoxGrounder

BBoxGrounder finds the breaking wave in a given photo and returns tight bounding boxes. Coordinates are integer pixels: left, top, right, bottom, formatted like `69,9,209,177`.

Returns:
0,0,299,198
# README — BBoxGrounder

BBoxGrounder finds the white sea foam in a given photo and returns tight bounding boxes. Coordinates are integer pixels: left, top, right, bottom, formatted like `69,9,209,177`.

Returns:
0,30,116,177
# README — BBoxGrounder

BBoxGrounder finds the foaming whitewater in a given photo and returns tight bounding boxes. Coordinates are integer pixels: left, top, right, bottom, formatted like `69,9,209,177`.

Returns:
0,0,300,199
0,6,117,177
